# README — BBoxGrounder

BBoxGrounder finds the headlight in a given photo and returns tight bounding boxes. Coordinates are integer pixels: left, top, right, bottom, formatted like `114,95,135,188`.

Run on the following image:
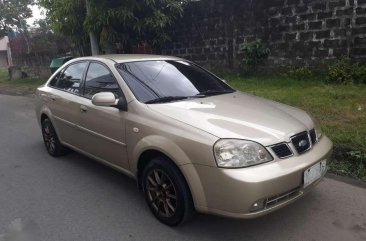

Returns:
214,139,273,168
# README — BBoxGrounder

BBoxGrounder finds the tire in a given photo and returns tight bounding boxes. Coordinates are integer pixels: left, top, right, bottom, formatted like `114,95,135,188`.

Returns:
41,118,68,157
142,156,194,226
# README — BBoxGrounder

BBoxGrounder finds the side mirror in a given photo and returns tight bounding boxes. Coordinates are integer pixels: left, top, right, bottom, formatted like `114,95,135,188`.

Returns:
91,92,128,111
91,92,117,107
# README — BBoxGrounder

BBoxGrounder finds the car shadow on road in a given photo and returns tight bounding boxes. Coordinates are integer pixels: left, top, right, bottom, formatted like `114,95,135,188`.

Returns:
48,144,329,241
176,192,322,240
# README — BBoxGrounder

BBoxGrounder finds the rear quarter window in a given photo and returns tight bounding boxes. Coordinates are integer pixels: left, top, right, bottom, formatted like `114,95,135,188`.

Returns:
49,72,61,87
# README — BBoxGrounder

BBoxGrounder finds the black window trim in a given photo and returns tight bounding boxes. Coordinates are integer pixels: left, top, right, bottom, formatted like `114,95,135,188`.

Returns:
48,60,89,97
81,60,126,100
47,60,127,102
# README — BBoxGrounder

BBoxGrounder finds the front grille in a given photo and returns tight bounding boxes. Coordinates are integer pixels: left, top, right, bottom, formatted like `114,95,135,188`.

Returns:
271,143,293,158
309,129,317,144
291,131,311,154
266,187,301,208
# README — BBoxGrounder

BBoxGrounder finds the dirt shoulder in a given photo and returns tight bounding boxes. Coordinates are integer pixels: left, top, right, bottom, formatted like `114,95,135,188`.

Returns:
0,84,36,96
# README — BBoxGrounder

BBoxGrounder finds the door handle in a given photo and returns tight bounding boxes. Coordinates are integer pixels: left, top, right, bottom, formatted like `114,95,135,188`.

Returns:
40,93,49,100
80,105,88,113
49,95,58,101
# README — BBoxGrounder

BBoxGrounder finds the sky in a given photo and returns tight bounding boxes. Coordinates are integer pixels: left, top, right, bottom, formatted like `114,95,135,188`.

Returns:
26,5,46,26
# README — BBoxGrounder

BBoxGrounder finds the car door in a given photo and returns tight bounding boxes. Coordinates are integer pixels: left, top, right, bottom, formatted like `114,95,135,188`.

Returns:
76,61,130,170
47,61,88,148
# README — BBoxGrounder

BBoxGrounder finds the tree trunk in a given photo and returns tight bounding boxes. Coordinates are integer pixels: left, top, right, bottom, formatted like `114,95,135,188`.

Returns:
89,32,99,56
86,0,99,55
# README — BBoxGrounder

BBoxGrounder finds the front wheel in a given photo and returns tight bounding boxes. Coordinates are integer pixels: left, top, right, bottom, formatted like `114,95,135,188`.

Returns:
41,118,68,157
142,157,194,226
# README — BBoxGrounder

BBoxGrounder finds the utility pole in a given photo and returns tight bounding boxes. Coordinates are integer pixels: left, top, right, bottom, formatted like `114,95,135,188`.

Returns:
86,0,99,55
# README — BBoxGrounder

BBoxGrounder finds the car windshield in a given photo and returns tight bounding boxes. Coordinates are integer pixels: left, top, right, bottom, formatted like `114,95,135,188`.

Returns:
116,60,234,103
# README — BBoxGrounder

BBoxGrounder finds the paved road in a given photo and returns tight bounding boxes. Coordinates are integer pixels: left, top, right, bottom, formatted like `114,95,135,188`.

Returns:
0,94,365,241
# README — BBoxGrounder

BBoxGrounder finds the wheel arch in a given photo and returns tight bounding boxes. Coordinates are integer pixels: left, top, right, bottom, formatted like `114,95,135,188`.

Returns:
130,135,191,175
131,136,194,197
38,105,53,126
38,108,63,144
131,136,207,209
136,149,186,189
40,113,49,123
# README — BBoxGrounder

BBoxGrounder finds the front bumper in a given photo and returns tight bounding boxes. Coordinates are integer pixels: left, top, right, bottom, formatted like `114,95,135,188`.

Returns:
181,135,333,218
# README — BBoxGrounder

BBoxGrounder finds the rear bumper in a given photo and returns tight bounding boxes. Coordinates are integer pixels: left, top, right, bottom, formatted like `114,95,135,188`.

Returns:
181,135,333,218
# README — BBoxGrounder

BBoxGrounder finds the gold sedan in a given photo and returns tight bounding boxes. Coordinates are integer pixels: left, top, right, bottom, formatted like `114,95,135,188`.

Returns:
35,55,333,226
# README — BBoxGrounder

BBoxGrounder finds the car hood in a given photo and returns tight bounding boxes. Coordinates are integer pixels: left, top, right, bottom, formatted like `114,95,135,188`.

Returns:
147,91,314,146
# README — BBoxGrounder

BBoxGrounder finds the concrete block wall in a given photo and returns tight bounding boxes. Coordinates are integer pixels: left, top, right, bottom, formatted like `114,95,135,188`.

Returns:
162,0,366,70
12,53,52,79
266,0,366,67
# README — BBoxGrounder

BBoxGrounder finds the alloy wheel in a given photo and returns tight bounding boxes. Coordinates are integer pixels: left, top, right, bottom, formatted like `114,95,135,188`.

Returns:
146,169,178,218
43,124,56,153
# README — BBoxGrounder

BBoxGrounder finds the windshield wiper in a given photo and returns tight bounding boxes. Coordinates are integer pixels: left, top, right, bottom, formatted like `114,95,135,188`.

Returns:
196,90,234,96
145,96,189,104
145,90,234,104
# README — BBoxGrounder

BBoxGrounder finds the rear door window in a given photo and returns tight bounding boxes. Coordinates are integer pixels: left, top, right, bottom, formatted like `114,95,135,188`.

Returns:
54,62,88,94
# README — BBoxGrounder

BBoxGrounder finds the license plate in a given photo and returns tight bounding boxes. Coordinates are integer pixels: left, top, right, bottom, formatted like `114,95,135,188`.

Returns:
303,160,327,188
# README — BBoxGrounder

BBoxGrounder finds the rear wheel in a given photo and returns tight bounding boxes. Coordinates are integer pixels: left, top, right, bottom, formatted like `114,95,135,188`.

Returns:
142,157,194,226
41,118,67,157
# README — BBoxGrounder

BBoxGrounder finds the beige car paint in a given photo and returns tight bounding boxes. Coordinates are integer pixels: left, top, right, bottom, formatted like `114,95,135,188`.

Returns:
35,54,333,218
147,92,314,146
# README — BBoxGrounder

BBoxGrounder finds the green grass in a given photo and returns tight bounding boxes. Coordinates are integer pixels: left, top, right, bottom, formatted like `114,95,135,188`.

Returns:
0,69,45,95
0,69,8,79
223,74,366,181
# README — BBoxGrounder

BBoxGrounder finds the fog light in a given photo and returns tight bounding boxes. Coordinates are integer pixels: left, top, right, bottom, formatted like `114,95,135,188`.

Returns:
249,199,266,212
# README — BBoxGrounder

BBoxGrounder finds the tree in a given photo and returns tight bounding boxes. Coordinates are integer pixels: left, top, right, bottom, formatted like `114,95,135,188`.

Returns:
0,0,34,37
38,0,188,54
30,19,53,35
27,19,71,54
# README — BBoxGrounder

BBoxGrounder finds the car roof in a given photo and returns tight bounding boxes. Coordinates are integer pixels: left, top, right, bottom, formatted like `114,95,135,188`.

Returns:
74,54,183,63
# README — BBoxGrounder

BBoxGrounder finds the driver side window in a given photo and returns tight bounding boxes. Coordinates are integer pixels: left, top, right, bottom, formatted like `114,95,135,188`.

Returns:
83,62,122,99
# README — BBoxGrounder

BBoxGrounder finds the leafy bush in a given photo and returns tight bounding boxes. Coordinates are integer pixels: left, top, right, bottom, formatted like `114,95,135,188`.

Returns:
240,39,270,72
327,57,366,84
348,150,366,161
329,149,366,182
352,64,366,84
347,150,366,180
286,66,314,81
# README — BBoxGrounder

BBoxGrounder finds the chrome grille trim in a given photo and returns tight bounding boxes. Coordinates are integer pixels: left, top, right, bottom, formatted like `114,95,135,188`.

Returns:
265,187,301,208
268,130,320,160
309,128,317,144
270,143,293,159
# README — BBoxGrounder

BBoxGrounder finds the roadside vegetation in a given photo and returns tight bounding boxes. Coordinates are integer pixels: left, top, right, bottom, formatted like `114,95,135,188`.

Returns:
0,69,44,95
